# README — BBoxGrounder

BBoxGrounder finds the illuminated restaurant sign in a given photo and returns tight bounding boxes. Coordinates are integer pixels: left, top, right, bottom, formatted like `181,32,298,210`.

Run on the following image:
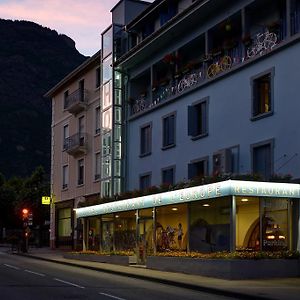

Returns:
75,180,300,218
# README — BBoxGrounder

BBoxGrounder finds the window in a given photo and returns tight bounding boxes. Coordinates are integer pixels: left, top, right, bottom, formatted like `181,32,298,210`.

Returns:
78,116,85,145
63,124,69,150
62,165,68,189
79,79,85,102
140,123,152,156
96,67,101,88
251,69,274,118
188,157,208,180
58,208,72,237
251,140,273,180
162,113,176,149
162,167,175,185
140,173,151,190
63,90,69,109
188,98,208,139
95,106,100,134
95,152,101,181
78,159,84,185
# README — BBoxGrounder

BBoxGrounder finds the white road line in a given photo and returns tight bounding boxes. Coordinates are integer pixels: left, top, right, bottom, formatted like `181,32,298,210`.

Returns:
99,292,126,300
54,278,85,289
24,269,45,277
3,264,20,270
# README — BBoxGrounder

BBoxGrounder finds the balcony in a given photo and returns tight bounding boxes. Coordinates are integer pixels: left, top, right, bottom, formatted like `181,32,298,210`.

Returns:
63,133,88,157
64,89,88,115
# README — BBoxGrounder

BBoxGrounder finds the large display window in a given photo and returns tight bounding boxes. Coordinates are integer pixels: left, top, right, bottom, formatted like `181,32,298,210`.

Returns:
156,204,187,252
189,197,230,252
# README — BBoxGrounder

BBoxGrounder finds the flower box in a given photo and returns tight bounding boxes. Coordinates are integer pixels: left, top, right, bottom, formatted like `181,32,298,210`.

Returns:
63,253,129,266
146,256,300,279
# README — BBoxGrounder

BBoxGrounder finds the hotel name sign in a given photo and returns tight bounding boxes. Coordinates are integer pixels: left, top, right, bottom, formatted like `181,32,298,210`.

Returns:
75,180,300,218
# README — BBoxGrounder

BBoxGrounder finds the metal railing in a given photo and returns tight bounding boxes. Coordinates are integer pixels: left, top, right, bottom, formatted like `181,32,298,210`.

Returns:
64,89,88,110
63,133,87,153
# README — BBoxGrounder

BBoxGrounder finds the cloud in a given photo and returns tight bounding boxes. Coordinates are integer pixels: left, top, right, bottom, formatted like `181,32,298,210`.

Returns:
0,0,120,55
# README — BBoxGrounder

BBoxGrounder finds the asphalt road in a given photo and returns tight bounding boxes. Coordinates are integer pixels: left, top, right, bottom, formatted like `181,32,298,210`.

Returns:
0,250,238,300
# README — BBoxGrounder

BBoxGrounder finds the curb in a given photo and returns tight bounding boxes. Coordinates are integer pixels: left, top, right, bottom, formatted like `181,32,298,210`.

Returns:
16,253,276,300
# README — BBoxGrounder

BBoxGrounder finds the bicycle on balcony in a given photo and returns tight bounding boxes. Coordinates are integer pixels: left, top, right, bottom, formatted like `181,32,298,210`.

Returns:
132,97,147,114
247,30,277,58
177,71,200,93
206,56,232,79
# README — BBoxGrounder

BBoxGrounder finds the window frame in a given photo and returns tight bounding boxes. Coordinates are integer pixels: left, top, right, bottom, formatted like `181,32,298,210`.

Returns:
140,122,152,157
251,67,275,120
162,111,176,150
188,156,209,180
77,158,85,186
95,106,101,135
251,138,274,180
161,165,176,186
94,152,101,181
188,97,209,140
139,172,152,190
62,164,69,190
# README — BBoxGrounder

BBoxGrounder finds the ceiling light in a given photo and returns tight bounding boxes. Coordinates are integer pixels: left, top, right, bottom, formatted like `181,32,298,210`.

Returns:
203,204,210,207
241,198,249,202
172,207,178,211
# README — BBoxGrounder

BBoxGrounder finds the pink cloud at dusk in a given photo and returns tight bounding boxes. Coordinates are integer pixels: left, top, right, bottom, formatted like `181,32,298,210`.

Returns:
0,0,139,56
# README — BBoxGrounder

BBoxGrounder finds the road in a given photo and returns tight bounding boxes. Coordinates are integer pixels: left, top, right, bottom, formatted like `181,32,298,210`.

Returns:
0,249,238,300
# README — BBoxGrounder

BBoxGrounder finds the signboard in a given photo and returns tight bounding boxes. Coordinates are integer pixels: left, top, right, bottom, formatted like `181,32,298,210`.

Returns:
42,196,51,205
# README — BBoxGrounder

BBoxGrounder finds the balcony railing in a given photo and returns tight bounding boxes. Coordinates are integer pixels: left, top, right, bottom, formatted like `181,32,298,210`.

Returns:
63,133,87,156
130,27,285,116
64,89,88,115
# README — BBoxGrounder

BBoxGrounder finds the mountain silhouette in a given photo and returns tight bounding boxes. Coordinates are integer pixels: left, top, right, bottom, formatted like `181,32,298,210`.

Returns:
0,19,87,178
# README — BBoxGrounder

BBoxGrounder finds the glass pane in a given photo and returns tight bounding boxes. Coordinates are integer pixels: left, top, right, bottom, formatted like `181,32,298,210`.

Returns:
101,214,114,251
262,198,289,251
115,89,122,105
115,107,122,124
102,108,112,131
102,156,111,177
102,55,112,83
114,178,121,195
114,159,121,176
102,81,112,110
101,180,111,197
114,124,122,142
114,142,122,159
114,211,136,251
156,204,187,252
189,198,230,252
236,197,260,250
102,134,111,156
102,27,113,58
88,217,100,250
114,71,122,88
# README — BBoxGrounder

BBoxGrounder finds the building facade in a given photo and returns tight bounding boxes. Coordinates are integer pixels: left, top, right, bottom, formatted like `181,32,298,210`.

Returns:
46,51,101,249
72,0,300,262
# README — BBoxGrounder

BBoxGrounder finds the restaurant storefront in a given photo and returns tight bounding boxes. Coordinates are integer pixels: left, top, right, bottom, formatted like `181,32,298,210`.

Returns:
75,180,300,263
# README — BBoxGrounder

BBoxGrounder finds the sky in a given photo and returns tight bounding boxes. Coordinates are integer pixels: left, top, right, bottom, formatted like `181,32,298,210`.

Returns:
0,0,153,56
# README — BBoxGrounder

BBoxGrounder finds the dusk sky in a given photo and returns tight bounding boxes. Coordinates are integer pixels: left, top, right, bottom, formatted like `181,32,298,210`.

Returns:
0,0,153,56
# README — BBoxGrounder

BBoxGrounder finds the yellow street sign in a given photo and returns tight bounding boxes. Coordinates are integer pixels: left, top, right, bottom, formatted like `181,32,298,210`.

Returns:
42,196,51,205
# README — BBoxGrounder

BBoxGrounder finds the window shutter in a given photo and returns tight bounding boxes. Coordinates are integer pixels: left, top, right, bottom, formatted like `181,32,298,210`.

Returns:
188,106,197,136
188,163,196,180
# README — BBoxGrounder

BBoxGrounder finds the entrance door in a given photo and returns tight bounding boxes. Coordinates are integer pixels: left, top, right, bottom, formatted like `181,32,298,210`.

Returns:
137,217,153,265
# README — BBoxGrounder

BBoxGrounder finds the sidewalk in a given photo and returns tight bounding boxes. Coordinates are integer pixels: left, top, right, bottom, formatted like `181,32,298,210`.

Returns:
8,247,300,300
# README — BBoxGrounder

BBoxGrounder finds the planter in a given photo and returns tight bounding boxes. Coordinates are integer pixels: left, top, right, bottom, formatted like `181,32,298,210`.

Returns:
63,253,129,266
146,256,300,280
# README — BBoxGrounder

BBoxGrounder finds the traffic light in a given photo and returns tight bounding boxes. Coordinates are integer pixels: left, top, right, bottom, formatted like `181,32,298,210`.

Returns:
22,208,29,221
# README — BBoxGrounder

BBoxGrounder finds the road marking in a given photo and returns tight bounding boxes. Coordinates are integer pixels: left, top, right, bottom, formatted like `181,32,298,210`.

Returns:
99,292,126,300
24,269,45,277
3,264,20,270
54,278,85,289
